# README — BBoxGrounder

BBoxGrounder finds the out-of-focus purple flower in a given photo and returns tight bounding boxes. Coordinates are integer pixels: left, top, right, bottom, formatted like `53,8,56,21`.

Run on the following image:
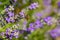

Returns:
14,0,17,2
28,20,43,32
13,30,19,38
6,28,10,32
22,20,27,30
0,28,21,39
19,11,25,18
5,17,10,23
0,2,2,4
6,28,12,35
5,17,15,23
7,11,14,17
15,35,19,38
44,16,53,25
28,2,39,10
9,32,14,39
44,16,52,22
43,0,51,6
29,23,34,27
10,19,15,22
44,6,52,13
1,32,5,36
5,8,9,12
9,35,13,39
10,32,14,36
33,13,42,19
28,23,35,32
50,27,60,38
5,28,13,39
57,2,60,7
34,20,43,28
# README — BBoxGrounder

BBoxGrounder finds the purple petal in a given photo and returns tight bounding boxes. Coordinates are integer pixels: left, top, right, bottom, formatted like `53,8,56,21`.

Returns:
8,12,14,17
57,2,60,7
5,17,10,23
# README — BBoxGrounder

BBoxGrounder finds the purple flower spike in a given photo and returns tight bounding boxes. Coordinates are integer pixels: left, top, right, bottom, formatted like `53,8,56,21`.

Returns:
31,2,39,8
6,28,11,34
28,23,35,32
50,32,58,38
44,16,53,25
50,27,60,38
34,20,43,28
44,16,52,21
29,23,34,27
28,2,39,10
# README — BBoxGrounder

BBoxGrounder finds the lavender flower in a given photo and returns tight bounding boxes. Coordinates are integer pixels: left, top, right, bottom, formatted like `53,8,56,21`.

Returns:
5,8,9,12
28,2,39,10
14,0,17,2
10,19,15,23
9,36,12,39
33,13,42,19
44,16,53,25
34,20,43,28
50,27,60,38
22,20,27,30
57,2,60,7
28,19,44,32
7,11,14,17
43,0,51,6
6,28,12,35
28,23,35,32
44,16,52,21
5,28,20,39
0,32,5,36
13,30,19,38
19,11,25,18
5,17,10,23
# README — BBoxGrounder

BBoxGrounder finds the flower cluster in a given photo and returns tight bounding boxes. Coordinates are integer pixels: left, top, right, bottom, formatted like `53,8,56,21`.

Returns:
28,2,39,10
28,19,43,32
1,29,19,39
4,5,25,23
0,0,60,40
44,16,57,25
0,27,30,40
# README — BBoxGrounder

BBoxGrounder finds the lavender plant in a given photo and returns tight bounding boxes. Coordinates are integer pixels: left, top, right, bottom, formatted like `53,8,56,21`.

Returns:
0,0,60,40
